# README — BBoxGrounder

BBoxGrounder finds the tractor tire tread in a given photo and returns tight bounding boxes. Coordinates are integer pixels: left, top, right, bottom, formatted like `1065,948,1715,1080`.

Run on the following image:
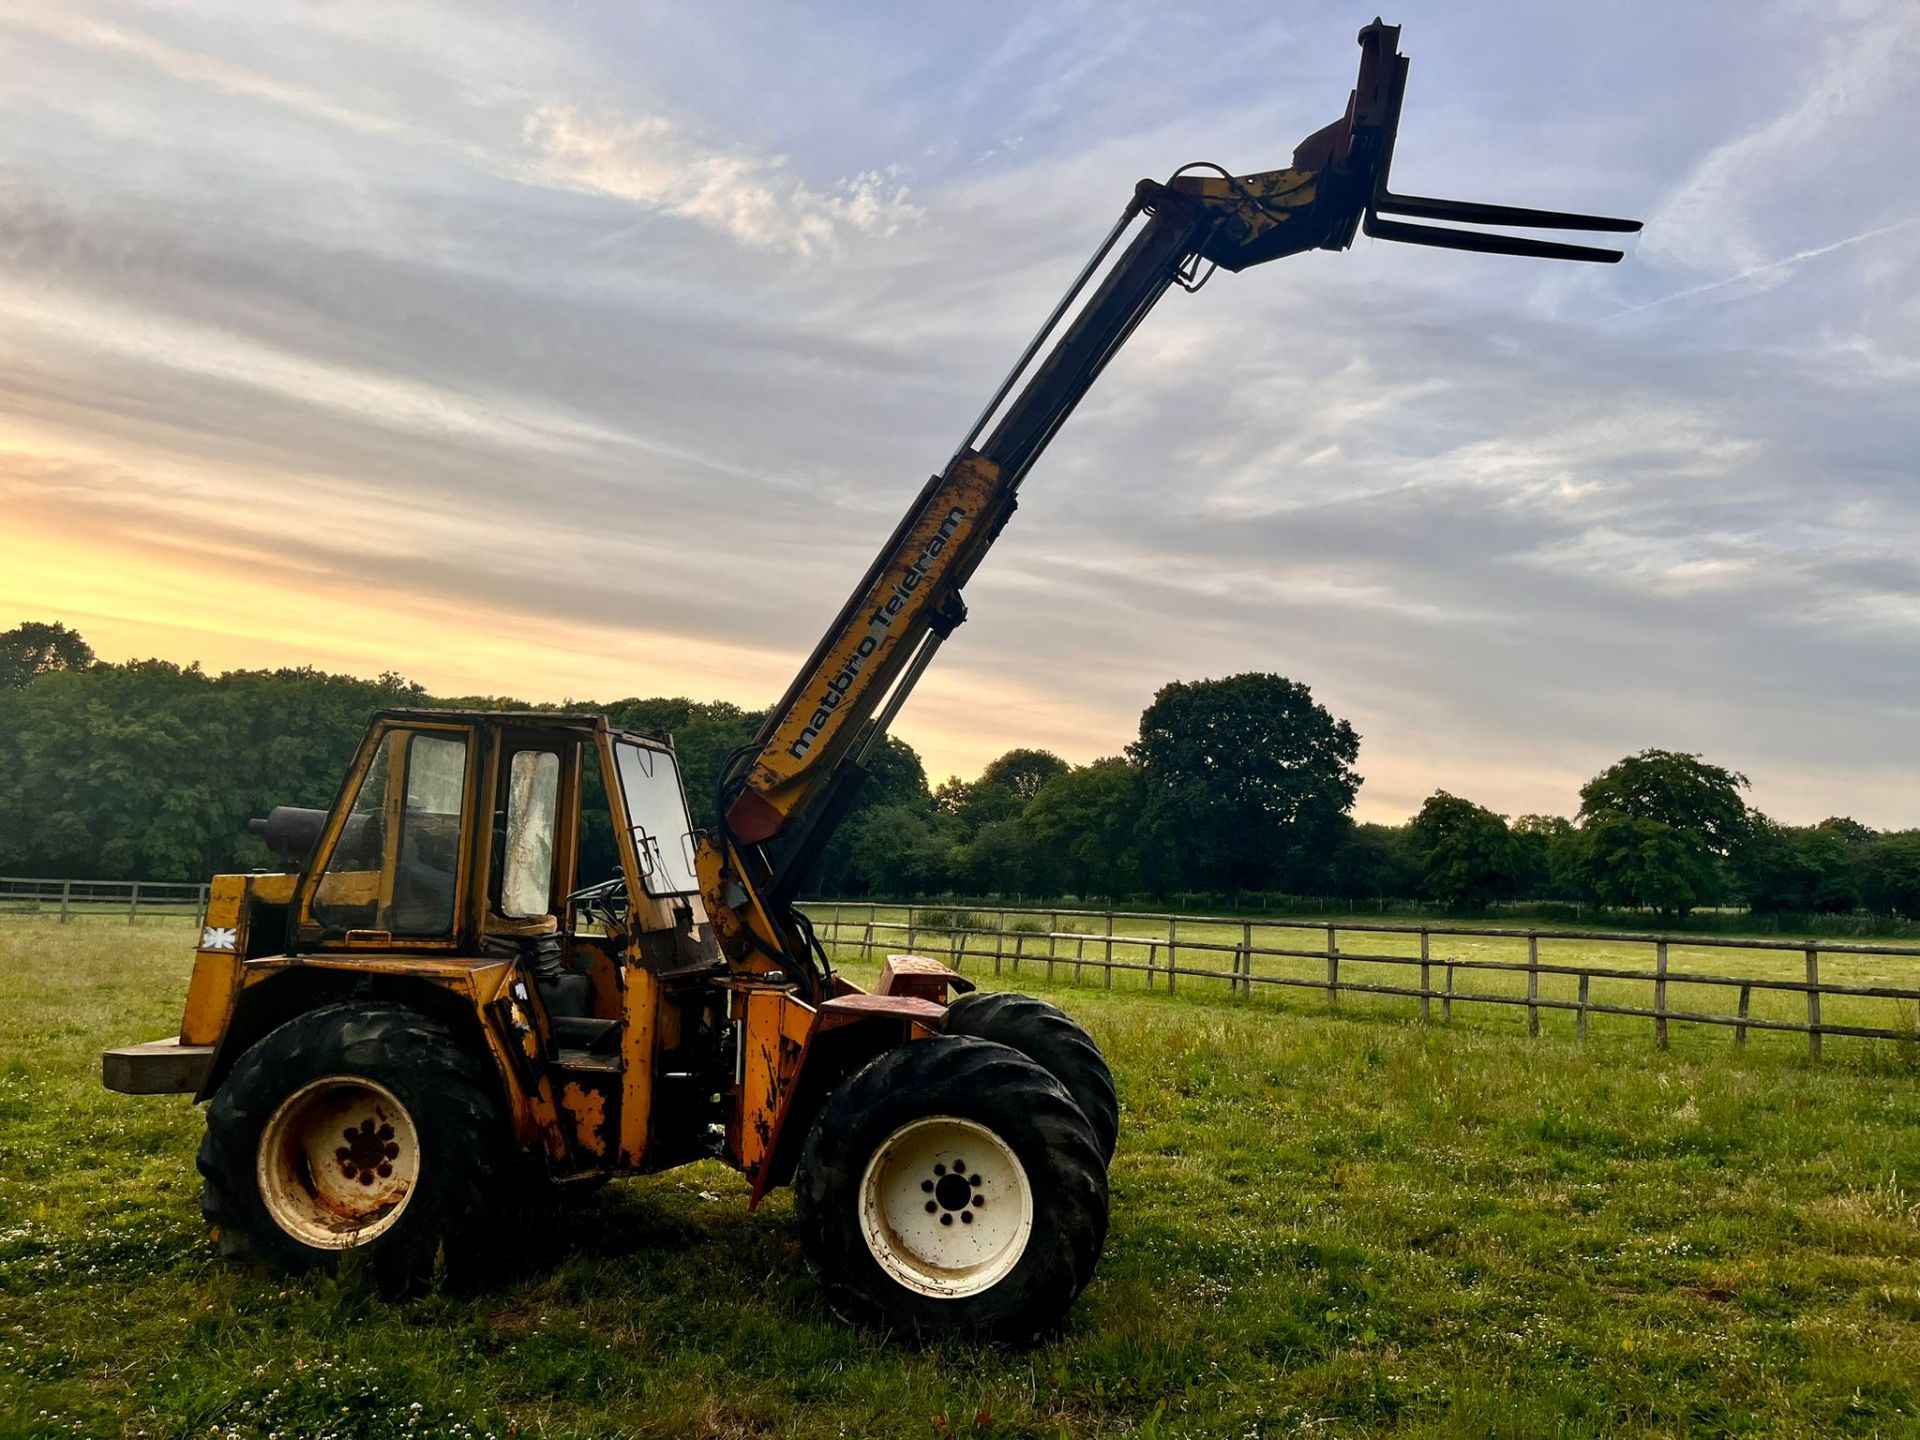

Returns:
942,990,1119,1162
197,1002,502,1291
793,1036,1106,1343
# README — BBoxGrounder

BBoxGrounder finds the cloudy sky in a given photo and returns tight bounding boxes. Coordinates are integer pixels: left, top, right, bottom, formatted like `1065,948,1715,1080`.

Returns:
2,0,1915,826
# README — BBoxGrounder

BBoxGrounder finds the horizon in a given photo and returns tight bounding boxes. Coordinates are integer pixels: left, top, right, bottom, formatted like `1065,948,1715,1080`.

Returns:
10,628,1897,835
3,2,1916,829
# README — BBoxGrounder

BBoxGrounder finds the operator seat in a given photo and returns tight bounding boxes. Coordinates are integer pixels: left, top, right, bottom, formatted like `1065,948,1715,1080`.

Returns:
482,912,593,1020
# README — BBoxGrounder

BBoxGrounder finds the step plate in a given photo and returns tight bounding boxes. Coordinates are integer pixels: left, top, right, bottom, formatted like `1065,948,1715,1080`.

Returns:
102,1037,215,1095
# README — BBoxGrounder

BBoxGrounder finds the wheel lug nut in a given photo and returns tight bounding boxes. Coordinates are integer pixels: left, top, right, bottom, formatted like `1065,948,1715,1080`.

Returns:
921,1180,933,1193
933,1163,945,1176
940,1214,953,1226
925,1201,937,1213
961,1211,973,1224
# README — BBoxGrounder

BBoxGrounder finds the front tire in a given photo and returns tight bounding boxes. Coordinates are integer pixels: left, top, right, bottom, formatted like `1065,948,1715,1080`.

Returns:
198,1003,503,1289
794,1037,1107,1343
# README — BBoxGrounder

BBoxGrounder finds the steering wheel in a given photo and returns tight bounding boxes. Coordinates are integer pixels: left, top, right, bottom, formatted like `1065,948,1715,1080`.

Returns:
564,873,628,930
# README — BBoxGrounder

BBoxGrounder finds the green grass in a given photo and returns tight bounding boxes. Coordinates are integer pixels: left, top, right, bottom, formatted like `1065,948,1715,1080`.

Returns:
8,919,1920,1438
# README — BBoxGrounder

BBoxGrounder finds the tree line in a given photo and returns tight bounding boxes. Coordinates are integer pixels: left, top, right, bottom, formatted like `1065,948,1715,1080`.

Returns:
2,621,1916,919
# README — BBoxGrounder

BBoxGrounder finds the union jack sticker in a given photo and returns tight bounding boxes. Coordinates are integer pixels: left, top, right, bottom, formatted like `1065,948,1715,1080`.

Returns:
201,926,238,952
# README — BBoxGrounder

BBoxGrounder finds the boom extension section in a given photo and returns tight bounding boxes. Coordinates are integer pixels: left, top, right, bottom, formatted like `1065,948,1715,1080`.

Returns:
697,19,1640,992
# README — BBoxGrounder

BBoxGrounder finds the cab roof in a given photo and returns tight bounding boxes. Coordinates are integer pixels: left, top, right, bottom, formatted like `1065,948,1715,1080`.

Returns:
372,707,674,750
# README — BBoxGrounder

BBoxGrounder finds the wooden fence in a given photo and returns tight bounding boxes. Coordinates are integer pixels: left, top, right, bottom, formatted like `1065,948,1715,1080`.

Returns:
10,879,1918,1058
0,876,207,922
798,901,1920,1058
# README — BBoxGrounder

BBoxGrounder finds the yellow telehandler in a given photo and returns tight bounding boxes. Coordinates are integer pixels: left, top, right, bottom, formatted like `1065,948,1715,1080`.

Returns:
103,22,1637,1340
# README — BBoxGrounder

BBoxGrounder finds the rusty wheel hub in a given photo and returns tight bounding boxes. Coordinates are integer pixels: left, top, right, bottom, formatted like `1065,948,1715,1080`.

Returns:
858,1116,1034,1299
256,1076,420,1249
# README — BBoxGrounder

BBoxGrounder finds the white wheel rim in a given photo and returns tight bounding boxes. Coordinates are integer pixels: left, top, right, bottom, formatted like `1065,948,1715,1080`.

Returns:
858,1115,1034,1299
256,1076,420,1249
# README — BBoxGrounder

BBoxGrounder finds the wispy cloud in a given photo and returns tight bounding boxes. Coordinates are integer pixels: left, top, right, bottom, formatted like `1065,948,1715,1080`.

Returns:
1614,218,1918,316
1641,0,1918,276
3,7,407,138
521,106,922,256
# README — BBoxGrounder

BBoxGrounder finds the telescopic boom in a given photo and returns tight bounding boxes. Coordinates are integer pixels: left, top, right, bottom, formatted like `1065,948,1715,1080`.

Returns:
695,20,1640,992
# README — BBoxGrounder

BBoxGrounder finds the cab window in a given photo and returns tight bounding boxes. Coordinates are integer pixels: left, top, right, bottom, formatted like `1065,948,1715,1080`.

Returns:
311,730,469,938
498,749,560,918
613,741,699,897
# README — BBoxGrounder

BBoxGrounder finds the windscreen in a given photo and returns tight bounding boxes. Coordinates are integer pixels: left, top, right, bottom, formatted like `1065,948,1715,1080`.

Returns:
613,741,700,897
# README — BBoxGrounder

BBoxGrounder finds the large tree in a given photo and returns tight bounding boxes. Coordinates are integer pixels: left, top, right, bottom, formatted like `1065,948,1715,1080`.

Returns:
1857,833,1920,919
978,748,1069,803
1734,815,1859,914
0,660,423,880
1576,813,1717,917
1128,674,1360,892
0,621,94,688
1511,814,1577,900
1325,820,1420,900
1407,792,1517,909
1573,749,1753,914
951,818,1051,897
934,748,1069,840
1023,758,1143,899
826,803,950,898
1578,749,1751,856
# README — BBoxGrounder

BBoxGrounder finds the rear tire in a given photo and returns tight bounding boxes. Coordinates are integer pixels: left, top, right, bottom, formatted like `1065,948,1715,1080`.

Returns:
943,991,1118,1162
198,1003,503,1290
793,1037,1107,1343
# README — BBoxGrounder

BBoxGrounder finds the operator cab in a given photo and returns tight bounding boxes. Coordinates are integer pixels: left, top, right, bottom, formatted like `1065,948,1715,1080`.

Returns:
263,709,712,1035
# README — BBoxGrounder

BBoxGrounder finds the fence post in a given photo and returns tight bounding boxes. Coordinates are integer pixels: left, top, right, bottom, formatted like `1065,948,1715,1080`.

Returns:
1443,963,1454,1023
1418,928,1431,1022
197,882,209,913
1736,984,1751,1048
1104,910,1114,990
906,905,917,956
127,882,140,923
1654,940,1669,1050
1167,917,1178,995
1241,920,1254,1000
1074,932,1086,986
1527,933,1540,1037
1805,946,1822,1059
59,880,72,924
1576,973,1590,1040
1325,925,1339,1010
1013,931,1024,977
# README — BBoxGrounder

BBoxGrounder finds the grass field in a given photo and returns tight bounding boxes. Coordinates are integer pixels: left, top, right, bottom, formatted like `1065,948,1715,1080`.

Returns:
8,919,1920,1438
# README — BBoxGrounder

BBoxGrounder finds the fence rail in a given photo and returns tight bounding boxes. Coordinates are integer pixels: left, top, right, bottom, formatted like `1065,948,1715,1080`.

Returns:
9,880,1918,1058
798,901,1920,1058
0,876,207,922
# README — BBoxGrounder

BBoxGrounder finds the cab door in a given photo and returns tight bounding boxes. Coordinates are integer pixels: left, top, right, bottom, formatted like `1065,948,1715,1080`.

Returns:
294,722,478,952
